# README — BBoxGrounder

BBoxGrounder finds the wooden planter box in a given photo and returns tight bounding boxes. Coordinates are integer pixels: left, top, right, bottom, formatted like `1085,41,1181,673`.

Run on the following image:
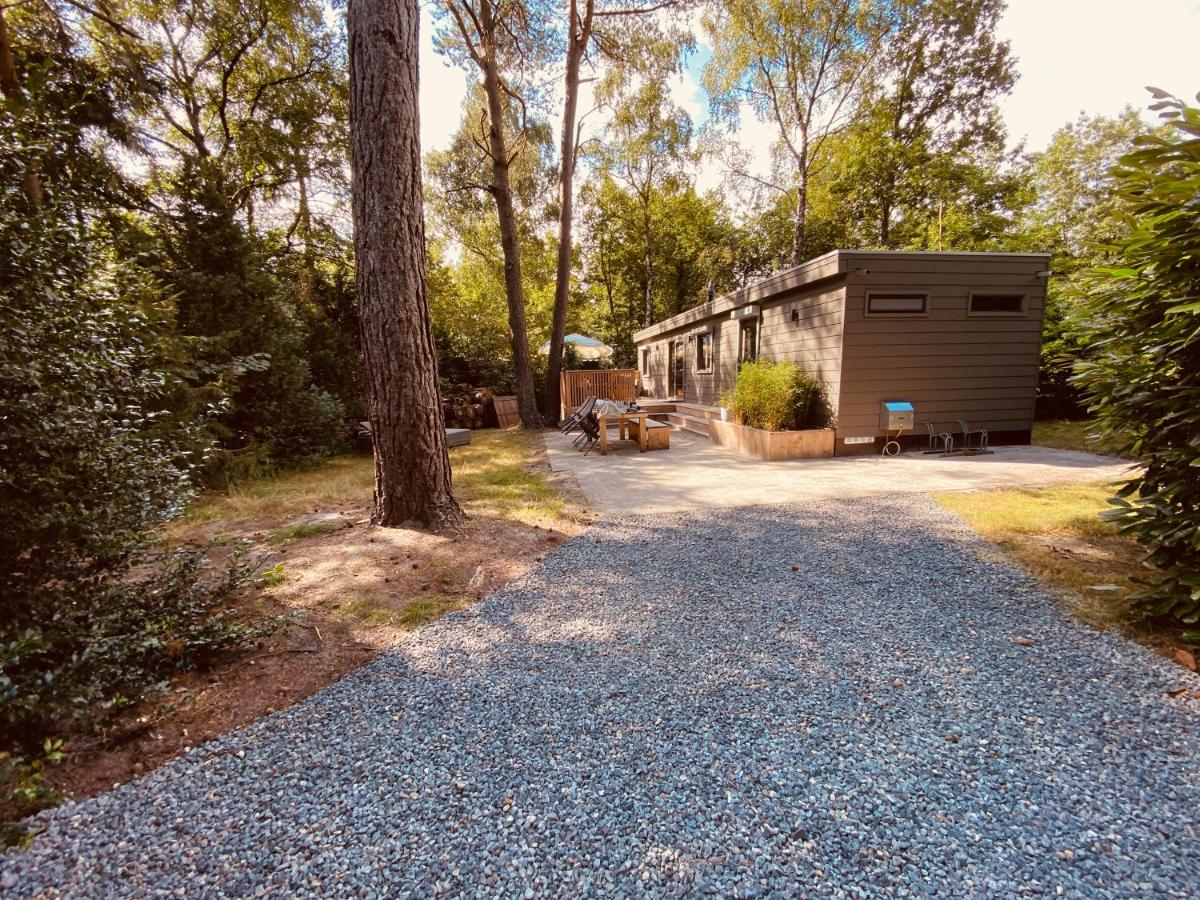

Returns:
707,420,835,461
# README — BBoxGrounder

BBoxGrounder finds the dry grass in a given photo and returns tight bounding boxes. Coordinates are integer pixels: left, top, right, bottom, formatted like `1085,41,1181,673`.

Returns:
175,428,580,539
936,481,1175,650
173,456,375,532
39,427,590,810
1032,420,1133,459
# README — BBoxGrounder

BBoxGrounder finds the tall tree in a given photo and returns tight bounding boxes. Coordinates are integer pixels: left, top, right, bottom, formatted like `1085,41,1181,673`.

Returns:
578,175,747,361
595,78,695,326
704,0,890,264
435,0,552,427
859,0,1014,245
1020,108,1149,417
348,0,463,530
543,0,688,419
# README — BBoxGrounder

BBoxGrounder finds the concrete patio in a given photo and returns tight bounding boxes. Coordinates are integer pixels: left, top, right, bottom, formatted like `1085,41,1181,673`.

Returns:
545,427,1134,516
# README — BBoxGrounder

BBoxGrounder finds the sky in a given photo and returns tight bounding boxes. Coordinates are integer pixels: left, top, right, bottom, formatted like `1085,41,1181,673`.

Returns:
418,0,1200,182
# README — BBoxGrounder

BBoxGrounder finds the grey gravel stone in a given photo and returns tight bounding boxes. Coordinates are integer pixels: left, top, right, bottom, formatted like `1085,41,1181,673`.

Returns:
5,496,1200,897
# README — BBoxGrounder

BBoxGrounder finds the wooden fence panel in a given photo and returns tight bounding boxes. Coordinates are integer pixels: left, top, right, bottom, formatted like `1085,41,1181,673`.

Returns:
560,369,640,417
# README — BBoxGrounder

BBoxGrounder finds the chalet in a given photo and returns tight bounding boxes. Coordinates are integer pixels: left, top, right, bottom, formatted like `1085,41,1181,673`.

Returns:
632,250,1051,455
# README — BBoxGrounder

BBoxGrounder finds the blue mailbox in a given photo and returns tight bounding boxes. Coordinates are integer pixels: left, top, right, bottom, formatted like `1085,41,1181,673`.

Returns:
880,401,915,431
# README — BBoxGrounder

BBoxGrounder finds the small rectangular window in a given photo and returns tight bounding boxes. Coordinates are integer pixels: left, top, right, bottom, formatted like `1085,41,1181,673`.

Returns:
739,319,758,364
695,332,713,372
969,293,1026,315
641,347,651,376
866,292,928,315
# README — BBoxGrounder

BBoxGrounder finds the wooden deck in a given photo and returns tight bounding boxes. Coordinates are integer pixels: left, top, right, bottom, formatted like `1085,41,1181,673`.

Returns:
639,399,725,439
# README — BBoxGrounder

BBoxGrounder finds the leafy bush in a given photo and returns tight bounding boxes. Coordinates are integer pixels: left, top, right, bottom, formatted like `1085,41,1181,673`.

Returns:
156,162,349,481
1,550,256,744
1071,92,1200,635
720,360,832,432
0,107,257,757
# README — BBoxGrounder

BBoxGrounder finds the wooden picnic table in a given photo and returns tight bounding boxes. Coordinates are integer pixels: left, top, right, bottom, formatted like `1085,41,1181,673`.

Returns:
597,410,649,455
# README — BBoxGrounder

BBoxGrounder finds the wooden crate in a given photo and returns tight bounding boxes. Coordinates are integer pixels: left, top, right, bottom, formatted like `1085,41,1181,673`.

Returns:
493,394,520,427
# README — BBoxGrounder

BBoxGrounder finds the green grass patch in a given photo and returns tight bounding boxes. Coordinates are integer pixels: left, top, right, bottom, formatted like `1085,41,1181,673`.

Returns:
339,595,396,627
938,481,1120,540
395,595,468,630
1032,420,1132,458
937,481,1150,633
177,455,375,529
177,428,572,535
450,429,567,524
268,522,337,546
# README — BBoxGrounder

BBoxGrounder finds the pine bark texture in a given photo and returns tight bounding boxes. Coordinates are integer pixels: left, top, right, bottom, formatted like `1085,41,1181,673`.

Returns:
476,5,542,428
348,0,463,530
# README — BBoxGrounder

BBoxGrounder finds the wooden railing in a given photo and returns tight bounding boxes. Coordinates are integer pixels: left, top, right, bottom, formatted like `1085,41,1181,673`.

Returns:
560,369,640,417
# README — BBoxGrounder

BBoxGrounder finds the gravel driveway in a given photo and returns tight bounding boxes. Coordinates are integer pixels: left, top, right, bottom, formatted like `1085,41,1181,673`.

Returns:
7,497,1200,897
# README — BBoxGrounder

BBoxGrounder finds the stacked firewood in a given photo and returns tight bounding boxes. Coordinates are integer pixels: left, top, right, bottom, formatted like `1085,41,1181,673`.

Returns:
441,384,497,429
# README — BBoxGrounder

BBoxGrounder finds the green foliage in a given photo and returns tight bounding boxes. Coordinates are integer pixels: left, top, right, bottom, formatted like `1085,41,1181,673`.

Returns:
260,562,289,586
577,175,753,366
1023,110,1150,418
1,547,258,751
9,739,66,809
0,38,261,763
827,0,1016,249
720,361,832,432
1071,93,1200,631
154,162,349,481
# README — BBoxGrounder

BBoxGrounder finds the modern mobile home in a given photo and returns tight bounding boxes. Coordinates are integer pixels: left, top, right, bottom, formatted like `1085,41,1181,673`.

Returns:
632,250,1051,455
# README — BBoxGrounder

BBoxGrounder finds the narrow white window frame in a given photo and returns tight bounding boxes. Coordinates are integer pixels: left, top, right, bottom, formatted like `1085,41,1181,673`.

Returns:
694,329,714,374
864,291,929,317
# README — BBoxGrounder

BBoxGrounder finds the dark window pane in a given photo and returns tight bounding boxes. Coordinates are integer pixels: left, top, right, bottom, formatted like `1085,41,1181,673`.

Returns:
696,333,712,370
740,320,758,363
970,293,1025,314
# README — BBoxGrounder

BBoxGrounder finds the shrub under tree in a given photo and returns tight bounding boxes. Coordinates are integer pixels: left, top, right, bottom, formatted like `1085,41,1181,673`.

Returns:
1072,92,1200,635
0,107,253,761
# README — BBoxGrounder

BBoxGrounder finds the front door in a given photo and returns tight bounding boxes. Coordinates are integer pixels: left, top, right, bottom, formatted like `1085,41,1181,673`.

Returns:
669,340,685,399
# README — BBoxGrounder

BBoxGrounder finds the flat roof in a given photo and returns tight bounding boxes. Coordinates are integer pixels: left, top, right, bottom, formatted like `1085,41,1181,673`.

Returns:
632,249,1051,344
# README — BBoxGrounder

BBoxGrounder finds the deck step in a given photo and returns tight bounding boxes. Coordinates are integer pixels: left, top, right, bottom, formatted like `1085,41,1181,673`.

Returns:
662,412,713,438
673,403,724,422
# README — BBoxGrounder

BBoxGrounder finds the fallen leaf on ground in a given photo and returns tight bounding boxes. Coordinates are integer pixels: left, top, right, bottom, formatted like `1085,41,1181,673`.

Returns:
943,733,959,744
1173,649,1197,671
1014,637,1034,647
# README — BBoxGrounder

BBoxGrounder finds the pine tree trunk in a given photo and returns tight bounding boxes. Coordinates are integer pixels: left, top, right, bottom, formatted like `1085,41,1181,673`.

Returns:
348,0,463,531
479,5,542,428
544,0,589,424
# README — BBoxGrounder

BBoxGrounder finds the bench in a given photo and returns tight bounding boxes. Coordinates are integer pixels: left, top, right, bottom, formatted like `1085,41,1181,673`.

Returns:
627,417,670,451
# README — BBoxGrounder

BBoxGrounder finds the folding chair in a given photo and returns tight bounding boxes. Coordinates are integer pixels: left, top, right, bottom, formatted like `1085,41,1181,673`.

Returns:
560,396,596,435
577,412,601,455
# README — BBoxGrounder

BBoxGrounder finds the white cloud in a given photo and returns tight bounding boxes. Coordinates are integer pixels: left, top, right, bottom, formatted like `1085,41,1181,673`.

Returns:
998,0,1200,150
419,7,470,154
